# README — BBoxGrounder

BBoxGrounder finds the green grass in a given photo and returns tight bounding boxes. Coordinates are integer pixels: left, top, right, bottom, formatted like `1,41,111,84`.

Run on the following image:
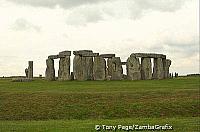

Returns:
0,77,199,131
0,117,199,132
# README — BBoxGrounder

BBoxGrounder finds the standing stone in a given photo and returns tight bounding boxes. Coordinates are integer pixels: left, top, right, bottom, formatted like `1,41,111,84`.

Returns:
93,56,106,80
163,59,171,78
126,56,141,80
73,50,95,80
82,56,93,80
45,58,55,81
58,56,70,81
141,57,152,80
28,61,33,79
73,55,83,80
25,68,28,78
109,57,123,80
153,58,164,79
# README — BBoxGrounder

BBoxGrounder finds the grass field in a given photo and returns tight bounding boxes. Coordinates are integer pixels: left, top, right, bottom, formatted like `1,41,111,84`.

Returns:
0,77,199,131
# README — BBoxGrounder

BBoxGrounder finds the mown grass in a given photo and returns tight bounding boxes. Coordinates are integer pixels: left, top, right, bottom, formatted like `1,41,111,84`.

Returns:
0,77,199,131
0,117,199,132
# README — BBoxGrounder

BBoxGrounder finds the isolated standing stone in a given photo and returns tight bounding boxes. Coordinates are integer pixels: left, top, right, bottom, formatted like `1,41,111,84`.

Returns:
126,56,141,80
153,58,164,79
141,57,152,80
93,56,106,80
58,56,70,81
45,58,55,81
28,61,33,79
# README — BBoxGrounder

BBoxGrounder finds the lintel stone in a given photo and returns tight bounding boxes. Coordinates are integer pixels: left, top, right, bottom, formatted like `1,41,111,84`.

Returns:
99,54,115,58
59,51,71,57
48,55,59,59
131,53,166,59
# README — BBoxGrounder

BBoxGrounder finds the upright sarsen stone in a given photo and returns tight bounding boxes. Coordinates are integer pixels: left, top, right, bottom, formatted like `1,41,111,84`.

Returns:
82,56,94,80
73,55,83,80
141,57,152,80
28,61,33,79
58,56,70,81
126,56,141,80
153,58,164,79
112,57,123,80
108,57,123,80
93,56,106,80
73,50,95,80
45,58,55,81
163,59,171,78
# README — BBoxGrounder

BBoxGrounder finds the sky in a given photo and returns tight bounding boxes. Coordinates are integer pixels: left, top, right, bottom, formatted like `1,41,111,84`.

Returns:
0,0,199,77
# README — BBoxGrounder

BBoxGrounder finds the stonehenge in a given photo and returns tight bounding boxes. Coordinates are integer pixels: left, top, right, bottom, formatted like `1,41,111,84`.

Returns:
45,51,172,81
45,51,71,81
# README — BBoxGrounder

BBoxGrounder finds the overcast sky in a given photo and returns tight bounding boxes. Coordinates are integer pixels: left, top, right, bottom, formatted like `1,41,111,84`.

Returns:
0,0,199,77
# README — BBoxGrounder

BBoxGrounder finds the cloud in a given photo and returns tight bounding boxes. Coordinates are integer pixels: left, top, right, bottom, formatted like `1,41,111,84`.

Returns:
11,18,41,32
6,0,110,9
6,0,187,25
65,6,103,25
134,0,186,12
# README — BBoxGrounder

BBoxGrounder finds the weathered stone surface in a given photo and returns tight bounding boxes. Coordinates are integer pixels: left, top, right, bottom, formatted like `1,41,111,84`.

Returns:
45,58,55,81
48,55,59,59
73,50,98,57
100,54,115,58
59,51,71,56
58,56,70,81
82,53,99,57
73,55,83,80
126,57,141,80
93,56,106,80
141,57,152,80
109,57,123,80
153,58,164,79
163,59,171,78
82,56,94,80
73,55,94,80
73,50,93,55
131,53,166,59
28,61,33,79
25,68,28,78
